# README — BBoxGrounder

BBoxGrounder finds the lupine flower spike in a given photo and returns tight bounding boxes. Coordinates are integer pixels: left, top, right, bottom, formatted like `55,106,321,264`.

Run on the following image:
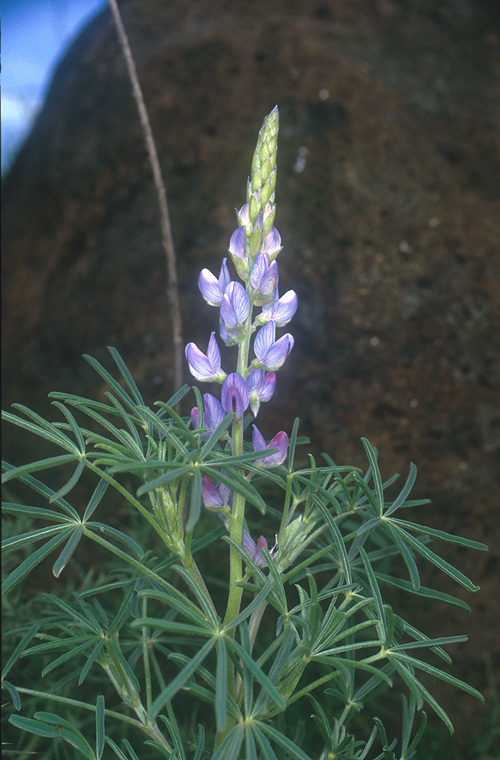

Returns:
185,106,296,564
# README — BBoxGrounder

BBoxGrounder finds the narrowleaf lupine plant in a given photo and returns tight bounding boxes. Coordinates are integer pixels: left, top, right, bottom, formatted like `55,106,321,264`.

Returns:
2,108,487,760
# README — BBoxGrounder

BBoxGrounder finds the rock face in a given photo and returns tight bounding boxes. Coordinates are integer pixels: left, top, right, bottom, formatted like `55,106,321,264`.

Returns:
3,0,499,750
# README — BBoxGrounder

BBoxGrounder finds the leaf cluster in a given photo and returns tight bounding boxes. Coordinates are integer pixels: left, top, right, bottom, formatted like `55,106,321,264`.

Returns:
2,350,487,759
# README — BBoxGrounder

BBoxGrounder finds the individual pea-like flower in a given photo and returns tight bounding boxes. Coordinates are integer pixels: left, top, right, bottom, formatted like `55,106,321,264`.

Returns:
228,226,249,279
250,253,279,306
252,425,289,467
247,369,276,417
221,373,250,419
253,320,294,371
260,227,282,261
190,393,225,436
220,281,250,333
198,258,231,307
242,530,278,568
201,476,232,511
257,288,298,327
185,332,226,382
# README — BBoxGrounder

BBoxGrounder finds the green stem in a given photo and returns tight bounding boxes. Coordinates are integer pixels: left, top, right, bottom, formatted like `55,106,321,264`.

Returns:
141,596,153,713
222,416,246,640
216,299,254,751
182,551,218,618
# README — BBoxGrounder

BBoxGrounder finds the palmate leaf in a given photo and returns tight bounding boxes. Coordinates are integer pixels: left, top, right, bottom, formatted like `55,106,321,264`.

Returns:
361,438,384,516
83,353,141,415
2,624,39,680
390,517,488,551
390,650,484,702
2,523,72,553
374,570,471,611
389,656,454,732
225,634,285,712
255,721,314,760
52,524,84,577
2,529,74,595
2,406,82,455
107,346,145,406
382,462,419,517
157,715,186,759
359,547,387,637
212,724,244,760
150,638,216,718
40,639,98,678
106,736,139,760
1,453,80,483
9,712,95,759
79,640,106,686
390,524,480,591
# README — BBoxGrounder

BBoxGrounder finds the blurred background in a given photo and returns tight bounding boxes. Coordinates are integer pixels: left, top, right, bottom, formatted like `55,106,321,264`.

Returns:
2,0,105,174
2,1,500,757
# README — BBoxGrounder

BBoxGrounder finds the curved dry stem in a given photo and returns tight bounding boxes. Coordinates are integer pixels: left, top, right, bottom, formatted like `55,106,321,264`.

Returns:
108,0,183,392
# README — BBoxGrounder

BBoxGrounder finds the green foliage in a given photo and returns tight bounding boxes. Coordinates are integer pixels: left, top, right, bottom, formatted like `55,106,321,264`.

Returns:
2,349,486,759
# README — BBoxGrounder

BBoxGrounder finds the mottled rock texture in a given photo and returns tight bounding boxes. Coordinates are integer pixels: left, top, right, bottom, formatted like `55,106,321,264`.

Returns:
3,0,499,752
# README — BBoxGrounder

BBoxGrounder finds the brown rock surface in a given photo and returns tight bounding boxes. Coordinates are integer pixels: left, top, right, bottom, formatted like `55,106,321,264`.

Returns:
2,0,499,753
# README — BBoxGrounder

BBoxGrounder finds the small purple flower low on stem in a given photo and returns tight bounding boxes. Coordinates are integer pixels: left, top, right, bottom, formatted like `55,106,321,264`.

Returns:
247,369,276,416
252,425,289,467
190,393,225,435
221,373,250,419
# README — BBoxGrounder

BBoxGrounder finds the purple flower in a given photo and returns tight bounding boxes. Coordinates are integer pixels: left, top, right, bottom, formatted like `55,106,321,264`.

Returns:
252,425,289,467
250,254,279,305
219,317,240,348
201,476,232,511
185,332,226,382
253,321,294,371
191,393,225,436
228,226,248,279
198,259,230,307
258,289,298,327
220,282,250,332
221,373,250,419
237,202,251,227
242,531,278,568
260,227,282,261
247,369,276,416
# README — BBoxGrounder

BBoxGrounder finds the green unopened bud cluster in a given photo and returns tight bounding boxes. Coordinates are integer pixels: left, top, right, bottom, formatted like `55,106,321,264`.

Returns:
238,105,279,258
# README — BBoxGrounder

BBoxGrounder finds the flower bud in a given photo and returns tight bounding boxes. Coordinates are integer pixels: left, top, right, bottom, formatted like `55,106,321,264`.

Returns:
242,531,269,568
